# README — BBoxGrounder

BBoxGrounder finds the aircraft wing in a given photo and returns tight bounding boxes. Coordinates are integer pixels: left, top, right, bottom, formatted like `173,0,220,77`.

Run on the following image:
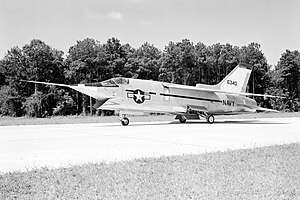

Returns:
21,80,112,101
162,83,284,98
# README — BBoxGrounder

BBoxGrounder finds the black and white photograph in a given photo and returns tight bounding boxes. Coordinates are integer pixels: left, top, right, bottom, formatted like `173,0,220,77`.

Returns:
1,0,300,199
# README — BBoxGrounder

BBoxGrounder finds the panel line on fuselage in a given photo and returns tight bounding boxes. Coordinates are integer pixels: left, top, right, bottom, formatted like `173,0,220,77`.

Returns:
160,93,222,103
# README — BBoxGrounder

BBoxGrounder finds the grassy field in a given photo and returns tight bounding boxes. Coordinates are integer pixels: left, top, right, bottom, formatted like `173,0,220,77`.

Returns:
1,143,299,199
1,112,299,199
0,114,174,126
1,112,300,126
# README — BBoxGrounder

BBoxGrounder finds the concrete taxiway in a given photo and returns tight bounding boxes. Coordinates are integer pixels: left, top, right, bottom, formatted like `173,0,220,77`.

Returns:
1,117,300,173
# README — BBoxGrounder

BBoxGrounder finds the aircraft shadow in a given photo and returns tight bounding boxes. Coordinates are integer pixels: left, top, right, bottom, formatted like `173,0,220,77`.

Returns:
170,120,288,125
98,122,173,127
98,119,287,127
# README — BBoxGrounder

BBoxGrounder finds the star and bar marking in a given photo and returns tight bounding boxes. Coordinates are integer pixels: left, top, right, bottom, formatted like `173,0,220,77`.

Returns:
127,89,223,104
126,89,155,104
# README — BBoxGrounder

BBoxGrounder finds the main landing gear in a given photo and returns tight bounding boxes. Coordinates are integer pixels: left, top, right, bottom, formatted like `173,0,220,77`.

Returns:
176,113,215,124
206,114,215,124
199,112,215,124
119,115,129,126
178,115,187,123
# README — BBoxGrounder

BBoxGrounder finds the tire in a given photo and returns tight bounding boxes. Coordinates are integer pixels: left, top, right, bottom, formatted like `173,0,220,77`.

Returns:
207,115,215,124
179,116,187,123
121,117,129,126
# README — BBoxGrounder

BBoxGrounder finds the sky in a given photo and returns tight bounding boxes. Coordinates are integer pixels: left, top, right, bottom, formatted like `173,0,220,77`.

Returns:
1,0,300,66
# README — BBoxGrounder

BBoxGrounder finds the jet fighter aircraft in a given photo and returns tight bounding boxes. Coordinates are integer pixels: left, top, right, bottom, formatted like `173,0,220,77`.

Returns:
25,63,281,125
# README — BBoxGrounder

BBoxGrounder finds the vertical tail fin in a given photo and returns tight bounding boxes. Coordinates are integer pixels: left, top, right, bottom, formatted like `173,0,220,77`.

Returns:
216,63,252,93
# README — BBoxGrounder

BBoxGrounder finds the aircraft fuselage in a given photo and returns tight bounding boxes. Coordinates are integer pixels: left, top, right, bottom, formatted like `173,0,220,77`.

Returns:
25,64,278,125
72,78,257,117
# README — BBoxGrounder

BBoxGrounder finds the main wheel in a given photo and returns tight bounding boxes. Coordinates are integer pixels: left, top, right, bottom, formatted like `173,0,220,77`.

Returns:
207,115,215,124
179,116,187,123
121,117,129,126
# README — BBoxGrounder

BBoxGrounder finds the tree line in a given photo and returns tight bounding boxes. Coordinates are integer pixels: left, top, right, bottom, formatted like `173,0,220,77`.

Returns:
0,38,299,117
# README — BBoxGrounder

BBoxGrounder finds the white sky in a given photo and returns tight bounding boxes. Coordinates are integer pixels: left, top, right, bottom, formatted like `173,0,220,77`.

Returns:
1,0,300,66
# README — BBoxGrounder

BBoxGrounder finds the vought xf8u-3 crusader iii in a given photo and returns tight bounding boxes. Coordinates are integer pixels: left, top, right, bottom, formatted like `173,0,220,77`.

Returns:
25,63,282,125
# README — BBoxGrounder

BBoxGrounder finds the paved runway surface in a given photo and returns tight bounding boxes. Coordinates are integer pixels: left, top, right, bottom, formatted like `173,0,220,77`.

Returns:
1,117,300,173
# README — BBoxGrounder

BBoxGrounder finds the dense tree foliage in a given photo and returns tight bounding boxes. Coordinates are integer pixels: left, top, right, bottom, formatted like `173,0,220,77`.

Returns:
0,38,299,117
267,50,300,111
126,42,161,80
0,40,65,116
159,40,196,85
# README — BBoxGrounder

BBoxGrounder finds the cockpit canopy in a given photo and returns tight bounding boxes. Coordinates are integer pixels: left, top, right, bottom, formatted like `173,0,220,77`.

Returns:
83,77,129,87
111,77,129,85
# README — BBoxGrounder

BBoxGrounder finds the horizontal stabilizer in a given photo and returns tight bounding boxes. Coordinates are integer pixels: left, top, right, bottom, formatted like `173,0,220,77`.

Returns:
256,107,279,113
239,92,285,99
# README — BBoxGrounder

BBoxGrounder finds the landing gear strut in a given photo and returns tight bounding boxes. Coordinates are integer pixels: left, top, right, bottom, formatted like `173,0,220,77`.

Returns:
198,112,215,124
119,115,129,126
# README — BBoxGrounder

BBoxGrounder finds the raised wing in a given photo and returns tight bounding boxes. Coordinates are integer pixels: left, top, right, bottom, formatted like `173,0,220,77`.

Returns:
163,83,284,98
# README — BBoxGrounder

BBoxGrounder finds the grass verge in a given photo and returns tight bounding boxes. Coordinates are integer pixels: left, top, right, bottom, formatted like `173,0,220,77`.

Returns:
0,114,174,126
1,143,299,199
1,112,300,126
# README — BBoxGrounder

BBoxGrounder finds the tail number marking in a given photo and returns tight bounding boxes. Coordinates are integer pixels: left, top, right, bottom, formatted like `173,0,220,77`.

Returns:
227,80,237,86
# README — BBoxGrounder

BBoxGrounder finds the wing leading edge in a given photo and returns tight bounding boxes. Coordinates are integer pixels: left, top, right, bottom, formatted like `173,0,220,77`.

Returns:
22,80,70,88
163,83,284,98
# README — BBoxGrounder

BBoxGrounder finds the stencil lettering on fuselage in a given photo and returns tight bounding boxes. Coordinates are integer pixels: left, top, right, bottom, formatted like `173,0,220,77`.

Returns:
126,89,151,104
222,100,235,106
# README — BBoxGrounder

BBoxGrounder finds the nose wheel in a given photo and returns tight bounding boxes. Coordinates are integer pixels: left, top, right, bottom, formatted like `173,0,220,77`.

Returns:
119,115,130,126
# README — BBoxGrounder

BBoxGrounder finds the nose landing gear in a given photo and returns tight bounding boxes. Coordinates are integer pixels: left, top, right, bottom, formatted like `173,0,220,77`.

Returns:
119,115,129,126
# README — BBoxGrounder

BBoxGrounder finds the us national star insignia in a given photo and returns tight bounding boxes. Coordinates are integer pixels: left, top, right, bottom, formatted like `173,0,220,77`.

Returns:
126,89,151,104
